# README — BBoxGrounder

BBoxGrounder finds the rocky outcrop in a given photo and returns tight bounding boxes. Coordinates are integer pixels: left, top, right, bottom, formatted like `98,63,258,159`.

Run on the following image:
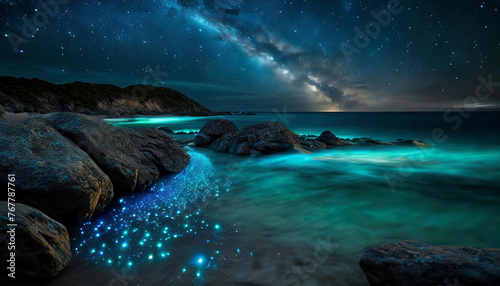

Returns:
194,119,238,146
0,119,113,223
317,131,344,146
359,241,500,286
0,76,214,116
44,112,190,195
0,202,71,283
195,120,431,156
208,121,301,155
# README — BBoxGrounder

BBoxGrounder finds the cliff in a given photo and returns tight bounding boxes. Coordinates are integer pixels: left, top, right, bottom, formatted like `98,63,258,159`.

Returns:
0,76,214,116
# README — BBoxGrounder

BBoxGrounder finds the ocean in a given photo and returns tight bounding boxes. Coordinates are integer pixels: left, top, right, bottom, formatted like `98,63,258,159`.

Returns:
51,112,500,286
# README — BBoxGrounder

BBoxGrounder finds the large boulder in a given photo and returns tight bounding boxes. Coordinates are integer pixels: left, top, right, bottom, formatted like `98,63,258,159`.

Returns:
194,119,238,146
0,119,113,223
317,131,343,146
0,202,71,283
44,112,190,195
359,240,500,285
209,121,301,155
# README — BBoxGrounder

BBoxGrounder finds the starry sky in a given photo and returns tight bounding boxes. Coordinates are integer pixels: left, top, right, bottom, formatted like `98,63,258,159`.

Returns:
1,0,499,112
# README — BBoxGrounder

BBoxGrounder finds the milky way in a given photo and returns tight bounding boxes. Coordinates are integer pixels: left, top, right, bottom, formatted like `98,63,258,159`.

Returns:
1,0,499,111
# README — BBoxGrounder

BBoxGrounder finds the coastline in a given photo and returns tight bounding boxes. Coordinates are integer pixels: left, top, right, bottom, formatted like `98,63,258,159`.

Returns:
2,111,499,285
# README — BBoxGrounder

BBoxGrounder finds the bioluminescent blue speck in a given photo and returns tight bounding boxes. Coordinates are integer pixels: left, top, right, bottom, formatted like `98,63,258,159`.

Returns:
73,151,231,280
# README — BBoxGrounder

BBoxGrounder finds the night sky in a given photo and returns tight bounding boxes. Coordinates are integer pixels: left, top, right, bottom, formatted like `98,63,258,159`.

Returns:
1,0,499,112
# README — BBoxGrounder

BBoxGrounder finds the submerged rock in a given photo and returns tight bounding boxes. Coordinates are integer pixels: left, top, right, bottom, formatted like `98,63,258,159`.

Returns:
0,119,113,223
209,121,301,155
158,126,174,134
45,112,190,195
359,240,500,285
317,131,343,146
0,202,71,283
194,119,238,146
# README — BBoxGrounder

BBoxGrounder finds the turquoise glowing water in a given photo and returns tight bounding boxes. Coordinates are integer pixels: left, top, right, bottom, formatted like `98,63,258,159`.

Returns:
53,112,500,285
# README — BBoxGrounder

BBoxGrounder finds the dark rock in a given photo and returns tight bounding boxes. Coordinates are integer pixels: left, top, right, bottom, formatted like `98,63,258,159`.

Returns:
44,112,190,195
341,140,355,146
194,133,212,146
0,202,72,283
364,139,395,146
195,119,239,146
210,133,238,153
301,138,327,149
310,139,328,149
175,131,188,135
0,104,5,119
0,119,113,223
359,240,500,286
175,139,194,147
394,139,431,147
317,131,344,146
158,126,173,134
200,119,239,138
250,150,262,158
240,112,257,115
209,121,301,155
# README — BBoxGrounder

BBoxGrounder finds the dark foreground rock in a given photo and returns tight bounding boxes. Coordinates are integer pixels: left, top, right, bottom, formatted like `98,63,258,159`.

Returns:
360,240,500,286
194,119,238,146
0,119,113,223
209,121,301,155
45,112,190,195
0,202,71,283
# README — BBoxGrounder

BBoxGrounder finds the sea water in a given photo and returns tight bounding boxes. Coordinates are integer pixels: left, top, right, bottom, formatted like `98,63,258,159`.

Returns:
52,112,500,285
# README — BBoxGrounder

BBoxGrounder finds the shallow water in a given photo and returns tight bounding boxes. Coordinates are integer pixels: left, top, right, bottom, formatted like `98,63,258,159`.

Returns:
53,112,500,285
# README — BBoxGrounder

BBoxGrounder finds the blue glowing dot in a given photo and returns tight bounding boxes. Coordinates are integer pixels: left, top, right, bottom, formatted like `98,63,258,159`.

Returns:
214,224,220,229
139,241,144,246
236,248,240,253
145,233,151,237
4,34,8,37
128,262,133,266
196,272,201,278
182,268,187,273
148,255,153,260
95,233,100,237
198,258,203,263
102,243,106,247
157,243,162,248
90,249,96,254
107,259,112,264
216,250,219,254
119,198,124,203
99,251,103,255
161,253,166,257
122,243,128,248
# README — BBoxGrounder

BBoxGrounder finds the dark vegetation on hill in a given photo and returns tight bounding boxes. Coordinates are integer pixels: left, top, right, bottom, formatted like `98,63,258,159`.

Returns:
0,76,214,116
